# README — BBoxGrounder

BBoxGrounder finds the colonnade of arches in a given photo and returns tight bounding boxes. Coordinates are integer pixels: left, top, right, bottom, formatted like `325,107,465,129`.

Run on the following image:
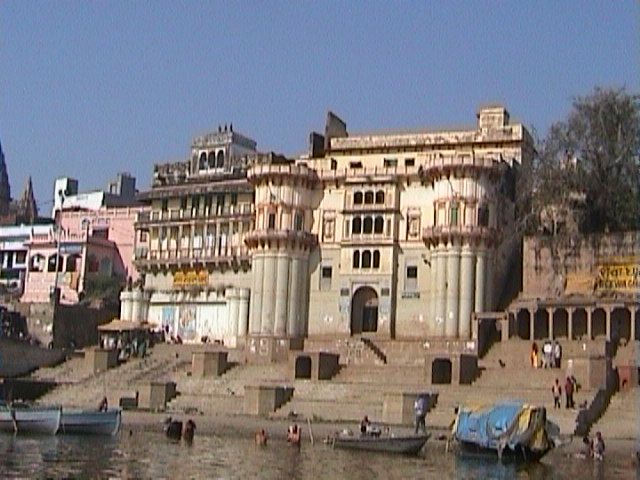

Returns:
509,305,639,342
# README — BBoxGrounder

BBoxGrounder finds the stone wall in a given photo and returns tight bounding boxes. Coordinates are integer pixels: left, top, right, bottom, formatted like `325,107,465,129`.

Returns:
522,232,640,299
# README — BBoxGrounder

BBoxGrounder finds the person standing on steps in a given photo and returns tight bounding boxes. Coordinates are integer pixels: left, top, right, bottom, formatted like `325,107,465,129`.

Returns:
552,378,562,409
554,341,562,368
414,395,427,434
565,376,575,409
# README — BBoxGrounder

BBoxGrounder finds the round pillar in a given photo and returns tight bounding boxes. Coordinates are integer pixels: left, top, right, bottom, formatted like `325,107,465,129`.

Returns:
434,246,447,336
445,246,461,338
249,255,264,334
131,289,143,323
274,253,290,336
427,247,437,336
237,288,250,337
261,254,277,334
287,254,302,337
458,246,476,339
120,291,133,321
474,249,487,313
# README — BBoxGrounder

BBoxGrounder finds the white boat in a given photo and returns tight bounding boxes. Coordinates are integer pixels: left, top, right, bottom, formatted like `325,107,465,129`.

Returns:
0,404,61,435
60,408,122,435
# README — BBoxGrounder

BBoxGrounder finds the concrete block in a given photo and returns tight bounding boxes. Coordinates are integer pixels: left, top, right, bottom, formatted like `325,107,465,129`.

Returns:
243,385,294,415
290,351,340,380
138,381,177,411
192,351,228,377
84,347,118,374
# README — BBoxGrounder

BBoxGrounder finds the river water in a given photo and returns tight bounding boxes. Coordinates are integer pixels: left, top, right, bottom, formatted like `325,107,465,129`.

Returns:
0,431,637,479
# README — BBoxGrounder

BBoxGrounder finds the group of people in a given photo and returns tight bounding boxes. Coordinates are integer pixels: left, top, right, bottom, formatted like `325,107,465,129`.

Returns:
531,340,562,369
552,376,578,409
254,423,301,446
578,432,606,461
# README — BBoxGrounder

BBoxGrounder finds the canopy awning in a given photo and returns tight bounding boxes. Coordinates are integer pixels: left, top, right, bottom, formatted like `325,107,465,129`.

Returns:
98,319,152,332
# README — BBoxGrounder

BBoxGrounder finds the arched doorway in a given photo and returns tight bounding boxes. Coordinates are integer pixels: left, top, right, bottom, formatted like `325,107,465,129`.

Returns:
553,309,569,339
351,286,378,335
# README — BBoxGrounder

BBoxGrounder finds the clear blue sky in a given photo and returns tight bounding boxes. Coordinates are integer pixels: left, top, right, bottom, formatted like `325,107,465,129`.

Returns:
1,1,638,209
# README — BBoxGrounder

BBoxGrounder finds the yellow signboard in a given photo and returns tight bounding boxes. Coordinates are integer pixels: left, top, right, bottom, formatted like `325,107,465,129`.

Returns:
594,260,640,292
173,270,208,288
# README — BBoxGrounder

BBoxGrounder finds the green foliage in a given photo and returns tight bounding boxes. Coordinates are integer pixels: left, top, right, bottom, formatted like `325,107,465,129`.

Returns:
82,275,124,305
523,87,640,235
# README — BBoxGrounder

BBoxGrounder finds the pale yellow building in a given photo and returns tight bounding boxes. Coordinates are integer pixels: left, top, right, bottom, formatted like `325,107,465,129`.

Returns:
135,107,534,357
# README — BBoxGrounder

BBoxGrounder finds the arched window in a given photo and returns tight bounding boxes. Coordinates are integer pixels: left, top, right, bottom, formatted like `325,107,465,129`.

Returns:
363,216,373,234
364,191,374,204
208,151,216,169
373,250,380,268
352,217,362,234
294,212,303,231
216,150,225,168
362,250,372,268
29,254,45,272
374,216,384,234
352,250,360,268
375,190,385,204
354,191,363,205
199,152,207,170
47,254,62,272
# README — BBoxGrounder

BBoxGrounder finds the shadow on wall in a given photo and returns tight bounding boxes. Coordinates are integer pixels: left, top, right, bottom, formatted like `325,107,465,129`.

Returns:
53,304,119,349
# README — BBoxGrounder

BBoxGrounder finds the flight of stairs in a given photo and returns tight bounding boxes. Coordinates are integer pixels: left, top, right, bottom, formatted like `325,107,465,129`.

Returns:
590,388,639,438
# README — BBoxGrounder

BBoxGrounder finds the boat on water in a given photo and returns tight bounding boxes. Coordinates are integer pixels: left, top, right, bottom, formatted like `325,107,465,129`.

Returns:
331,432,430,455
0,403,61,435
60,408,122,435
451,401,559,463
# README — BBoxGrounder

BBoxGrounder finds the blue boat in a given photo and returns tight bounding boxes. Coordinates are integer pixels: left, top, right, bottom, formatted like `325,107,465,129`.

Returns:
451,401,558,463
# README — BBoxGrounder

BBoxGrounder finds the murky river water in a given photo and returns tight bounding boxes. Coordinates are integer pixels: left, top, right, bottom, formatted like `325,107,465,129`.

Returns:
0,431,637,479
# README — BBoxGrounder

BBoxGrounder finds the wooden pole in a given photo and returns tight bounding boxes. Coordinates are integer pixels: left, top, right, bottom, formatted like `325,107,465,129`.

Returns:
307,417,314,445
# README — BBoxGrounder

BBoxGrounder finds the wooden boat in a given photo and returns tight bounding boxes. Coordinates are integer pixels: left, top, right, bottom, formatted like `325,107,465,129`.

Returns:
59,408,122,435
0,404,61,435
451,401,558,463
332,433,430,455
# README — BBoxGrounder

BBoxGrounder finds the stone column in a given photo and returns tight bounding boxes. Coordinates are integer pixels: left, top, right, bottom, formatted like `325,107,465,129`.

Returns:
445,246,461,338
287,254,302,338
434,246,447,336
274,253,290,336
458,246,476,339
529,309,534,340
261,254,277,334
249,254,264,335
474,249,486,314
587,308,592,340
297,254,310,337
567,307,574,340
605,308,611,341
427,247,438,336
548,308,554,340
237,288,250,337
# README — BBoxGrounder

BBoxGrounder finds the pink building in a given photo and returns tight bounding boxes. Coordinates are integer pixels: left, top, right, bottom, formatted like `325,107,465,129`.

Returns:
21,206,148,304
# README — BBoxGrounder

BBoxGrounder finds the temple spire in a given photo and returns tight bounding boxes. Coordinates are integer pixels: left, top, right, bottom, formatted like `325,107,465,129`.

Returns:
0,140,10,213
19,176,38,224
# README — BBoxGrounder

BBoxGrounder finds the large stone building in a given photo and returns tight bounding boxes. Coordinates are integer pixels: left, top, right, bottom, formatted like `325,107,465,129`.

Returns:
135,107,534,358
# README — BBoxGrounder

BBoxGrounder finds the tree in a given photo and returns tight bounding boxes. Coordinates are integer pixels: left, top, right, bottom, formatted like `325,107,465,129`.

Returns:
523,87,640,235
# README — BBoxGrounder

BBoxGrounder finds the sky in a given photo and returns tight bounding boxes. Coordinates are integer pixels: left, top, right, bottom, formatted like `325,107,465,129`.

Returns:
1,1,638,211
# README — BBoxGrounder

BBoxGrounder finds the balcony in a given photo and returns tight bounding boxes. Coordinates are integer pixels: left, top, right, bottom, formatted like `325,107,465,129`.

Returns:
244,229,317,249
422,224,498,247
134,245,251,270
135,204,254,227
418,155,503,182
